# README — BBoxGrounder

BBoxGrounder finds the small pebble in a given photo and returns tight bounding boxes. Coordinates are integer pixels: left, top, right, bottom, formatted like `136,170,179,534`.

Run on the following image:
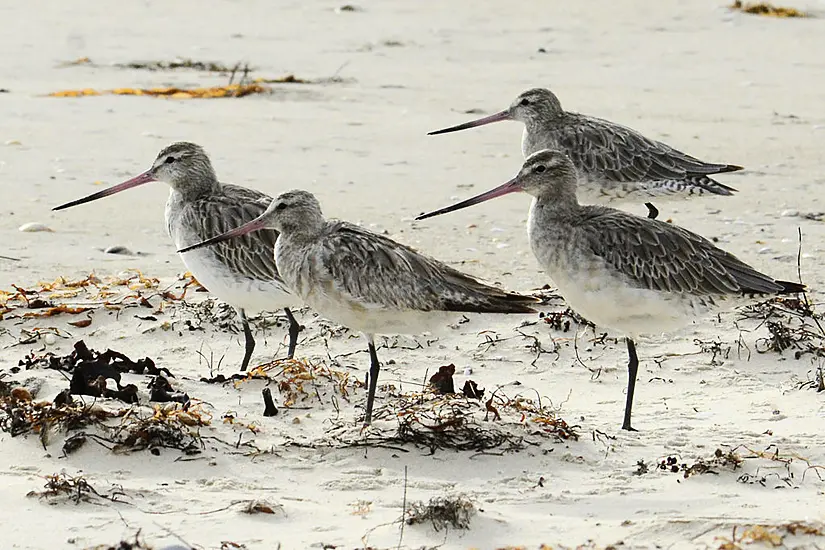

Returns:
44,333,57,346
780,210,799,217
5,139,22,146
18,222,53,233
464,367,473,376
757,247,774,254
104,245,134,255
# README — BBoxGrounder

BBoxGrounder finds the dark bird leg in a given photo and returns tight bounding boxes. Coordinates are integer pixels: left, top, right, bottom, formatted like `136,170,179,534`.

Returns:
622,338,639,431
364,334,381,425
283,308,303,359
239,308,255,372
644,202,659,220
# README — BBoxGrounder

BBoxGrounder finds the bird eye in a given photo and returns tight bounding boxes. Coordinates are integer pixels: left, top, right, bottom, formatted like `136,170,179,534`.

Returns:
165,156,176,164
274,202,288,211
520,98,530,106
535,165,546,173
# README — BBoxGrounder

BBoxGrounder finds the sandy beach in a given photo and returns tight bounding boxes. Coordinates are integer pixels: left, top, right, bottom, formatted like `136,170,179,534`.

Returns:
2,1,825,548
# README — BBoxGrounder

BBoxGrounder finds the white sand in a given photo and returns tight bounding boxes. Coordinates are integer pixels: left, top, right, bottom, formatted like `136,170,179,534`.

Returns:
2,0,825,548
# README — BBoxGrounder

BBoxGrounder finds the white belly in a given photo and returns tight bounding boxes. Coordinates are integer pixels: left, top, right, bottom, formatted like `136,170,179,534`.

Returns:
299,284,457,337
178,249,298,314
548,266,707,338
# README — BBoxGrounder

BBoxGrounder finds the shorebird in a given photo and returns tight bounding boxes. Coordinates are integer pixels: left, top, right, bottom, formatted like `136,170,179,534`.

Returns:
177,189,538,424
52,142,303,371
415,149,804,431
428,88,742,213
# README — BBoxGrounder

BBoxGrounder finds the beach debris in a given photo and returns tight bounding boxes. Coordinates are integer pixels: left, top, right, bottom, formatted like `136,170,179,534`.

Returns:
57,56,92,67
115,59,254,73
0,254,20,261
738,296,825,360
461,380,484,399
680,448,744,478
148,375,189,405
109,404,207,455
48,84,270,99
26,471,126,505
335,4,362,12
428,364,455,394
1,381,123,439
693,337,733,365
27,339,172,384
715,522,825,550
262,387,279,416
233,357,357,409
406,495,475,531
640,445,824,488
18,222,53,233
540,306,590,332
350,388,577,454
729,1,809,17
103,245,135,256
240,499,285,516
1,270,194,321
62,433,87,455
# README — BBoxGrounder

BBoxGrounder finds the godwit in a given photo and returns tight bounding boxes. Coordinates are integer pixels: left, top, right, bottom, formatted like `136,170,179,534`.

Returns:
52,142,303,371
429,88,742,212
416,149,804,431
177,189,538,424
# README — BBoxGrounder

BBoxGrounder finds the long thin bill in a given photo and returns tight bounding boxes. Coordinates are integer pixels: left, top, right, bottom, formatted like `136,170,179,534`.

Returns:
415,177,522,221
427,110,511,135
52,171,157,211
177,216,269,254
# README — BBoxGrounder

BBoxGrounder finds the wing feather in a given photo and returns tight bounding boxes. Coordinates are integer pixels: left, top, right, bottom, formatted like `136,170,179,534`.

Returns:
555,114,740,188
173,184,283,282
577,209,785,296
317,223,537,314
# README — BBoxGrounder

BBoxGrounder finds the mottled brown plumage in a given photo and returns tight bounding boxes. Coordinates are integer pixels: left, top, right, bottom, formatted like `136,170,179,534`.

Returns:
178,189,538,425
429,88,741,205
53,142,303,370
416,149,803,431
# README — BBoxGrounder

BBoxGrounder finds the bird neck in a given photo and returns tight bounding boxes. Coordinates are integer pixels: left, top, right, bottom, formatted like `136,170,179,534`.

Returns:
532,182,579,215
278,212,327,244
173,175,222,201
524,109,562,135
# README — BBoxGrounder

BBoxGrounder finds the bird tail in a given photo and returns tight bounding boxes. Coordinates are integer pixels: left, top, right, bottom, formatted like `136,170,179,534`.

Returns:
688,175,738,196
775,280,806,294
716,164,744,174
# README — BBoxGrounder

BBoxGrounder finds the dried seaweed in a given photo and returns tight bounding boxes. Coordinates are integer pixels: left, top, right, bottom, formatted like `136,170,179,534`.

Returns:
406,495,475,531
115,59,254,73
0,373,208,455
738,296,825,360
106,404,208,455
237,357,358,408
0,390,123,439
346,388,578,454
48,84,270,99
0,271,195,330
429,364,456,394
716,522,825,550
27,472,126,505
729,1,809,17
20,340,176,405
642,445,824,488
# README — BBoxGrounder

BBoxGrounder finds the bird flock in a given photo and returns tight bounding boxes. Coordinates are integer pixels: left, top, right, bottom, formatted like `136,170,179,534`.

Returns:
53,88,805,430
